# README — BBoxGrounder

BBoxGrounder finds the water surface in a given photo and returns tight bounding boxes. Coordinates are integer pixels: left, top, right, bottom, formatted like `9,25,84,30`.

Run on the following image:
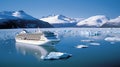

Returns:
0,28,120,67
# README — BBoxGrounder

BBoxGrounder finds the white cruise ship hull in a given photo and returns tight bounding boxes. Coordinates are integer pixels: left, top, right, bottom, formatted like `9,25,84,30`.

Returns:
15,39,60,45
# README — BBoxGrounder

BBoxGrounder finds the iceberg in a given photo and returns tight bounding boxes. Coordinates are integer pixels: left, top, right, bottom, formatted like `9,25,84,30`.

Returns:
81,39,94,42
104,37,120,42
90,43,100,46
75,45,88,48
41,52,72,60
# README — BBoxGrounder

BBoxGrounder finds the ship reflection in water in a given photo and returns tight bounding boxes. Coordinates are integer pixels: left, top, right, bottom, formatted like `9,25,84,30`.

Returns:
15,42,72,60
16,42,56,60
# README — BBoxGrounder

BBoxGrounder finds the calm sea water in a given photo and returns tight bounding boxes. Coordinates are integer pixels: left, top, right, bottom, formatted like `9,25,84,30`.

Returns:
0,28,120,67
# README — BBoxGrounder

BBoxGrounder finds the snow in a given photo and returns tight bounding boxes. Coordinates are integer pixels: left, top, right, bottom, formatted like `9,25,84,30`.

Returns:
0,10,36,20
40,15,120,27
12,10,36,20
41,52,72,60
1,10,120,28
0,11,18,20
40,14,78,24
100,16,120,27
104,37,120,42
75,45,88,48
77,15,108,27
109,16,120,23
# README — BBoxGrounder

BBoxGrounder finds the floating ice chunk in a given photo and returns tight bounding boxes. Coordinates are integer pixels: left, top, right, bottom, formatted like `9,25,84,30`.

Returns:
104,37,120,42
81,39,94,42
41,52,72,60
75,45,88,48
90,43,100,46
110,42,115,44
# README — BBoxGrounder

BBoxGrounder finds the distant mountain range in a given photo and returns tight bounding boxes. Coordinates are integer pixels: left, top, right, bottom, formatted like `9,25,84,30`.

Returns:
40,14,83,27
0,10,120,29
101,16,120,28
0,10,53,29
41,15,120,28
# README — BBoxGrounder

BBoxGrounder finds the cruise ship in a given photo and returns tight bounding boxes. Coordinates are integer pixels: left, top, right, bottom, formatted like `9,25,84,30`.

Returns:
15,30,60,45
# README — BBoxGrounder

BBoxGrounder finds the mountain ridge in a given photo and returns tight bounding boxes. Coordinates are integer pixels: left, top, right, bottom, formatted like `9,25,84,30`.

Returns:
76,15,109,27
40,14,83,27
40,14,120,28
0,10,53,29
101,16,120,28
0,10,120,28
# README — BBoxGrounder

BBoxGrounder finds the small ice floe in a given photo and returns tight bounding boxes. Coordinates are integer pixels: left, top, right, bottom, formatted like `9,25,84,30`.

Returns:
110,42,115,44
81,39,94,42
41,52,72,60
89,43,100,46
104,37,120,42
75,45,88,48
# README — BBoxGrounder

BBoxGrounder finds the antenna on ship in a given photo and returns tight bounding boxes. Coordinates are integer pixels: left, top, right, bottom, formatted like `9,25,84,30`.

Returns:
37,27,41,33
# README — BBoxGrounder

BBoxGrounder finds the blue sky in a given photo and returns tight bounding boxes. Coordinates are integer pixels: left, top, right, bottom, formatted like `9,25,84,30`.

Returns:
0,0,120,18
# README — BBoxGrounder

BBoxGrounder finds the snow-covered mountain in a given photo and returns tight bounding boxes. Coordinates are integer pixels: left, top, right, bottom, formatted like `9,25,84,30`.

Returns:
0,10,53,29
40,14,82,27
0,10,37,20
76,15,109,27
109,16,120,23
101,16,120,28
1,10,119,28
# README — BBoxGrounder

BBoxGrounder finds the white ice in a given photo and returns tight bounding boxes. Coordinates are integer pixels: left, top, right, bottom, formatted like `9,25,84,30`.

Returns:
90,43,100,46
81,39,94,42
75,45,88,48
104,37,120,42
41,52,72,60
